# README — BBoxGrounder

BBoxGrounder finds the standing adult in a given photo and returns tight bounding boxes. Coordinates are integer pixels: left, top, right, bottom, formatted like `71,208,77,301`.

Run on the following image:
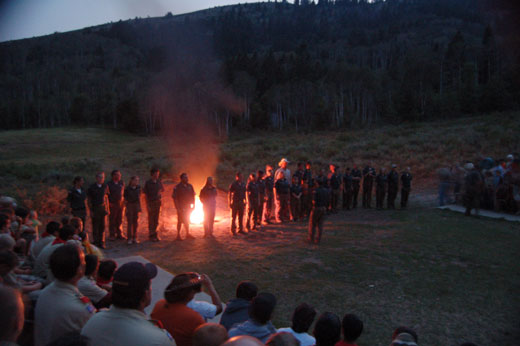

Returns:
262,166,275,224
342,168,353,210
438,167,452,206
107,170,125,241
290,175,302,221
143,168,164,242
351,165,362,208
275,158,291,182
293,162,305,184
68,176,87,228
302,161,314,219
229,173,246,235
245,173,259,231
256,171,266,228
362,165,375,208
124,176,141,244
173,173,196,241
200,177,217,238
387,164,399,209
328,165,341,213
375,168,387,210
308,179,330,245
274,171,290,223
87,172,108,249
400,167,413,209
463,163,483,216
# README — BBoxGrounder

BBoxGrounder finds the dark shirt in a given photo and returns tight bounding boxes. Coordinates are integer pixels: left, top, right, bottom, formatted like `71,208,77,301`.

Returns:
401,172,413,189
376,173,387,188
220,298,251,331
124,186,141,204
303,169,313,186
87,183,108,207
107,180,124,203
275,178,290,195
293,169,304,184
173,183,195,210
315,175,327,187
363,167,375,185
343,173,353,190
200,185,217,208
290,184,302,197
263,176,274,195
68,187,87,210
313,187,330,208
388,171,399,189
256,180,266,196
246,181,259,202
143,179,164,201
229,181,246,205
351,169,362,187
329,173,341,190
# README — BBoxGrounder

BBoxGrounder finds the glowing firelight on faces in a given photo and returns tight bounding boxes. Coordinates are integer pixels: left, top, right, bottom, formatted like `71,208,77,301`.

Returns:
190,196,204,224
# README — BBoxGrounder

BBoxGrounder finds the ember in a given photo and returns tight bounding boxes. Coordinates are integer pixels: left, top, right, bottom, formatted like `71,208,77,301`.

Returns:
190,196,204,224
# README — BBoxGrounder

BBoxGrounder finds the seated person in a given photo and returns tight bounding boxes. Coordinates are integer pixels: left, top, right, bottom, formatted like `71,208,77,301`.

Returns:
266,332,300,346
81,261,174,346
193,323,229,346
228,292,277,343
31,221,60,260
77,254,111,309
15,207,37,253
70,217,104,258
221,335,265,346
277,303,316,346
96,259,117,291
0,249,42,294
0,212,26,256
151,272,206,346
313,312,341,346
336,314,363,346
220,281,258,330
0,286,25,346
186,273,223,321
390,326,418,346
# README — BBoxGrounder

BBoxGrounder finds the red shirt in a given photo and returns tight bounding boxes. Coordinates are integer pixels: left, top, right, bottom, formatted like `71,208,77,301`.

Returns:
336,341,359,346
150,299,204,346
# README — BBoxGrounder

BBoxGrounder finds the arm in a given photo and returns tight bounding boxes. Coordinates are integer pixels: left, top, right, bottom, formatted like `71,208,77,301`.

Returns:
201,274,223,315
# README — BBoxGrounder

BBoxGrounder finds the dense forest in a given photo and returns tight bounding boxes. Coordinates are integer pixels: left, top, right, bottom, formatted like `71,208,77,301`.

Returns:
0,0,518,135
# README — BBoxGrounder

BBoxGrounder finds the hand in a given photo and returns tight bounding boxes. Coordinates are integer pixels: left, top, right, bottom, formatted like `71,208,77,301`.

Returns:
201,274,214,288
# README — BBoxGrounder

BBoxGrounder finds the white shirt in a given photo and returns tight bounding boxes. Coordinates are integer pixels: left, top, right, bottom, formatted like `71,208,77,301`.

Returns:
275,168,291,181
82,306,176,346
34,281,95,346
78,276,108,304
187,299,217,321
277,327,316,346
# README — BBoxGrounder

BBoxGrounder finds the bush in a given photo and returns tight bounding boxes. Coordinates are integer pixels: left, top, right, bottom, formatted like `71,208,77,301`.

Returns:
34,186,68,215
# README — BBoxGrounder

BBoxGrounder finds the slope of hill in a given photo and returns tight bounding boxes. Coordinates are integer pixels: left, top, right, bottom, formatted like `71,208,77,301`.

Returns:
0,0,518,134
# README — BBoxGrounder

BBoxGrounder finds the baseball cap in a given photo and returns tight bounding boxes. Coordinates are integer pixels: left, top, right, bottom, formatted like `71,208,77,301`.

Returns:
113,262,157,292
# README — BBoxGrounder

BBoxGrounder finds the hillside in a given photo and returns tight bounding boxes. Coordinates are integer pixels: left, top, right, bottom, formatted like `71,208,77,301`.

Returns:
0,0,518,135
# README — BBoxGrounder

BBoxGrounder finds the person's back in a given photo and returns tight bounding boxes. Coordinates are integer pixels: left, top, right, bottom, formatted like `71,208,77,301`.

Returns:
277,303,316,346
221,281,258,330
336,314,363,346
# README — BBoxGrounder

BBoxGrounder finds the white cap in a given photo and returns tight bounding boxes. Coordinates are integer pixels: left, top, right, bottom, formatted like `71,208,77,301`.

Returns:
278,158,290,166
506,154,514,160
464,163,474,170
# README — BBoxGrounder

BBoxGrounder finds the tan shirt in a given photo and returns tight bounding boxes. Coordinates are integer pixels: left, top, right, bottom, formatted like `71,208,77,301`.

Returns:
34,281,95,346
31,235,55,259
77,276,108,304
82,306,176,346
32,242,62,279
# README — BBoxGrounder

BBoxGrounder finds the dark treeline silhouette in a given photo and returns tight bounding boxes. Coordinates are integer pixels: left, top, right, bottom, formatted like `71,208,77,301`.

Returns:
0,0,518,134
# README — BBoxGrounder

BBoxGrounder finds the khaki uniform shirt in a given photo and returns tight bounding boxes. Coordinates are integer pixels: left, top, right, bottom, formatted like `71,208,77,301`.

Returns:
32,242,62,279
31,235,55,259
34,281,95,346
77,276,108,304
81,306,176,346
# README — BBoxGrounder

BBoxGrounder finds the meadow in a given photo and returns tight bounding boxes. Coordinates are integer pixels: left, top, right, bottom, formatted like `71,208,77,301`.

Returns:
0,112,519,345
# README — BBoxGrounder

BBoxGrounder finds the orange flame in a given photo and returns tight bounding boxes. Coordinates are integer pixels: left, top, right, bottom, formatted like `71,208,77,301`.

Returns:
190,196,204,224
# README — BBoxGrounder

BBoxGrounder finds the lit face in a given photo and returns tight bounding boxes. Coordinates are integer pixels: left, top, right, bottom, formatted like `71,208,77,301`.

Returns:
281,161,287,169
96,173,105,185
329,165,335,172
267,169,273,177
112,171,122,182
306,163,311,170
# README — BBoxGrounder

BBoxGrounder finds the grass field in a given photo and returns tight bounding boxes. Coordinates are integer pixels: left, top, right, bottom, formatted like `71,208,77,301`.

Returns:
0,112,519,345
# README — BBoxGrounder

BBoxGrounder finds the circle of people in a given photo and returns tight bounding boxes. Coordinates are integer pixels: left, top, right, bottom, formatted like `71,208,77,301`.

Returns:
61,158,413,249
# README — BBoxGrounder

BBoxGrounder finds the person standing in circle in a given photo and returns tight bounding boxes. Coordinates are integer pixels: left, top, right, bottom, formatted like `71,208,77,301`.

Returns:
200,177,217,238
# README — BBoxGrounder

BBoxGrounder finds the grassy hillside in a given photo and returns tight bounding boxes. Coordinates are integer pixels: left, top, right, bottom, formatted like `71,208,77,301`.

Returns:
0,112,518,209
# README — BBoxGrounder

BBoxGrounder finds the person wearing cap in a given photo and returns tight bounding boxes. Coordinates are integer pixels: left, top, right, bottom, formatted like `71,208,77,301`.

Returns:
275,158,291,182
387,164,399,209
375,167,387,210
81,261,175,346
200,177,218,238
262,166,275,224
35,244,95,346
229,172,247,235
228,292,277,343
173,173,196,241
107,170,125,241
144,167,165,242
463,162,483,216
400,167,413,209
87,172,109,249
308,178,330,245
351,164,362,208
151,272,206,346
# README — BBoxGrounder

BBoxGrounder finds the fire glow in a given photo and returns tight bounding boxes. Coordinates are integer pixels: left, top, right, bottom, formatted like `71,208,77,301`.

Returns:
190,196,204,224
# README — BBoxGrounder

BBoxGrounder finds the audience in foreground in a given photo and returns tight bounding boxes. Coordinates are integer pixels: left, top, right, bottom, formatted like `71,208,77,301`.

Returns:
0,286,25,345
220,281,258,330
313,312,341,346
336,313,363,346
277,302,316,346
193,323,229,346
390,326,418,346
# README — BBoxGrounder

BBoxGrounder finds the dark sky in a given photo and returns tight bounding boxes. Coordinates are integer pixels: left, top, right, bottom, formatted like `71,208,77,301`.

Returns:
0,0,281,42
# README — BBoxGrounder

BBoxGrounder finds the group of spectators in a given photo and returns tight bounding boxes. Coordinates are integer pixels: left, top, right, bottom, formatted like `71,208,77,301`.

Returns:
438,153,520,215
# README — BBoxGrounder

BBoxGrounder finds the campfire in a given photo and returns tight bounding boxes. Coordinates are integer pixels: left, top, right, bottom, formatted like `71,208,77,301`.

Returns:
190,196,204,224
